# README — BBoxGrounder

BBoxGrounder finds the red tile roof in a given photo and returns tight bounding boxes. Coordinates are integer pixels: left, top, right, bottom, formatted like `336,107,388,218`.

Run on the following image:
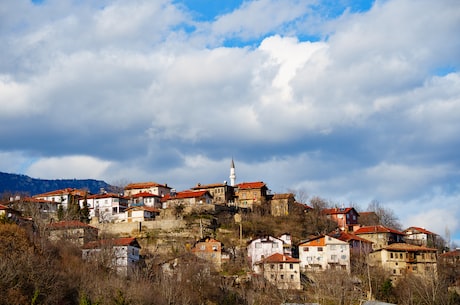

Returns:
85,193,124,200
237,181,266,189
440,249,460,257
162,190,211,201
124,182,170,190
0,204,8,210
404,226,437,235
355,225,404,235
33,188,88,198
323,207,358,215
47,220,98,230
258,253,300,264
333,231,373,244
130,192,160,198
82,237,139,249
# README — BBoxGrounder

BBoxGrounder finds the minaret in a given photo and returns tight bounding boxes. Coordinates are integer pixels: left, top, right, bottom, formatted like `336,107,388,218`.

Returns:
229,158,236,187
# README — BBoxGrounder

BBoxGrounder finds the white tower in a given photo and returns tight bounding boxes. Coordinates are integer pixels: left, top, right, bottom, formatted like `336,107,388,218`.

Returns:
229,158,236,187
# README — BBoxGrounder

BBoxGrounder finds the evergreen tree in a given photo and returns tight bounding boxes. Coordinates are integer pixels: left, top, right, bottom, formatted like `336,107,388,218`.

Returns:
80,198,90,223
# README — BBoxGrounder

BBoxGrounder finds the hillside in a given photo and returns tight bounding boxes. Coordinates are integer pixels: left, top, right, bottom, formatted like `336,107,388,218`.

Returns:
0,171,113,196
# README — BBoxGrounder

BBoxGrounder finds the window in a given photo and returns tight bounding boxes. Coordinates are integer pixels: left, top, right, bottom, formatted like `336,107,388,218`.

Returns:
270,264,275,269
272,243,278,248
279,264,283,270
318,247,323,252
280,274,284,280
290,274,294,280
303,247,309,252
289,264,294,269
390,253,394,259
331,255,337,261
341,255,346,260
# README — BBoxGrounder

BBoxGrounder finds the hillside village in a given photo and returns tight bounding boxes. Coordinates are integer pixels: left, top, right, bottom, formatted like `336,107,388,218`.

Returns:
0,161,459,305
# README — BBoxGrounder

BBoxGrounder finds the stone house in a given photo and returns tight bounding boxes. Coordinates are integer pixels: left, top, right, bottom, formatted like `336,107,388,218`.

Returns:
254,253,302,290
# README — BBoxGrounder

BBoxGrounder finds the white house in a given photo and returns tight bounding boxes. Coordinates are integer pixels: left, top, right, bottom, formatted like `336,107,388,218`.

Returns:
122,206,160,223
82,237,141,277
298,235,350,272
247,235,285,270
124,182,171,197
128,192,162,209
33,188,87,210
79,193,128,222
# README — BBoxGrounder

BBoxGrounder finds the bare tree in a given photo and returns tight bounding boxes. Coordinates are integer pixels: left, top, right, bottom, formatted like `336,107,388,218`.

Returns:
366,200,402,230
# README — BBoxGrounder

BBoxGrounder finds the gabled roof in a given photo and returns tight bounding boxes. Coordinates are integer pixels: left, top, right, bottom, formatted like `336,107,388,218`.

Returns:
248,235,283,245
298,235,326,247
404,226,437,236
440,249,460,258
130,192,161,198
82,237,140,249
379,243,437,252
162,190,212,201
85,193,124,200
236,181,266,189
191,183,228,190
47,220,98,230
354,225,404,235
33,188,88,198
323,207,359,215
0,204,9,210
256,253,300,264
124,182,170,190
332,231,373,244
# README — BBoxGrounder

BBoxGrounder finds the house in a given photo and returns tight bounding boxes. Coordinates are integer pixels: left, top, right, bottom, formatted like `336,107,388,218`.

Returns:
191,237,223,271
331,230,373,256
247,235,285,269
8,196,58,219
234,181,269,210
0,203,22,220
79,193,128,222
82,237,141,277
123,206,160,222
270,193,295,217
439,249,460,291
47,220,99,246
190,182,235,205
368,243,437,278
254,253,302,290
123,182,171,197
298,235,351,272
323,207,360,232
128,192,162,209
354,225,405,250
161,190,214,213
33,188,88,210
403,226,439,248
278,233,293,257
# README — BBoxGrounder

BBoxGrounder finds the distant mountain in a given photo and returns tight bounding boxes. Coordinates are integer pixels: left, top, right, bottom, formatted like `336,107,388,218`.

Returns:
0,172,113,196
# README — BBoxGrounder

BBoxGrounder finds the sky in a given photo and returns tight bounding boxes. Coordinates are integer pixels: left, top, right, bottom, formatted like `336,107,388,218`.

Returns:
1,0,459,246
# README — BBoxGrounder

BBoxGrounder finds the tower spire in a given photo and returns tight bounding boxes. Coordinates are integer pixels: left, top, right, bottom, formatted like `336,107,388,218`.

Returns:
230,157,236,187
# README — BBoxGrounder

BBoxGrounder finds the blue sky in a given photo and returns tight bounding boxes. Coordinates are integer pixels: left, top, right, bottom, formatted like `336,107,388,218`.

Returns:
1,0,460,246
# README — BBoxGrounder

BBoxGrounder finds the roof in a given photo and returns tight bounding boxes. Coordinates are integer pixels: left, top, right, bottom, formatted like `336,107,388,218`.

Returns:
332,231,373,244
191,183,228,190
124,182,170,190
440,249,460,258
271,193,294,200
404,226,437,235
0,204,9,210
236,181,266,189
130,192,161,198
381,243,437,252
323,207,359,215
47,220,98,230
82,237,140,249
299,235,326,247
162,190,212,201
33,188,88,198
257,253,300,264
355,225,404,235
85,193,124,200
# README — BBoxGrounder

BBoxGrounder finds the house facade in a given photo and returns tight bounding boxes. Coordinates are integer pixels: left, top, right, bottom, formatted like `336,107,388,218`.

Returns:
79,193,128,222
161,190,214,213
323,207,360,232
354,225,405,250
254,253,302,290
191,237,223,271
332,231,373,256
247,235,285,269
369,243,437,278
190,182,235,205
270,193,295,217
403,226,438,248
128,192,162,209
33,188,88,210
123,182,171,197
47,220,99,246
234,181,268,210
123,206,160,222
82,237,141,277
298,235,351,272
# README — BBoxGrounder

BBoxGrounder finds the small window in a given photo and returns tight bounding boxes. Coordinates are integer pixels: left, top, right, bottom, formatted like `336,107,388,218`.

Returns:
270,264,275,269
279,264,284,270
290,274,294,280
289,263,293,269
318,247,323,252
280,274,284,280
303,247,309,252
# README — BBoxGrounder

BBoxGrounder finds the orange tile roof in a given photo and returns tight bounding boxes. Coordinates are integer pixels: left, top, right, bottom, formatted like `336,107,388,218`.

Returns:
355,225,404,235
130,192,160,198
33,188,88,198
0,204,8,210
237,181,266,189
85,193,124,200
258,253,300,264
124,182,170,190
47,220,98,230
83,237,139,249
299,236,326,247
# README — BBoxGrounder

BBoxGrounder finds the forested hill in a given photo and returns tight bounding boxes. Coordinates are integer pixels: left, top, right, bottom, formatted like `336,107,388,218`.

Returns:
0,172,112,196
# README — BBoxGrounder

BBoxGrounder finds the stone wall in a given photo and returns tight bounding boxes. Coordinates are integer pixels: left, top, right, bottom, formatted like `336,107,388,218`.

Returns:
92,219,187,236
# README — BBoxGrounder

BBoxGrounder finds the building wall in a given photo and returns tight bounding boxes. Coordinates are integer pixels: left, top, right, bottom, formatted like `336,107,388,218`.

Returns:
262,261,301,290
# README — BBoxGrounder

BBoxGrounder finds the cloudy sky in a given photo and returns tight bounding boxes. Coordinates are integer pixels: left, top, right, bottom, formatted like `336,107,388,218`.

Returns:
1,0,459,245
